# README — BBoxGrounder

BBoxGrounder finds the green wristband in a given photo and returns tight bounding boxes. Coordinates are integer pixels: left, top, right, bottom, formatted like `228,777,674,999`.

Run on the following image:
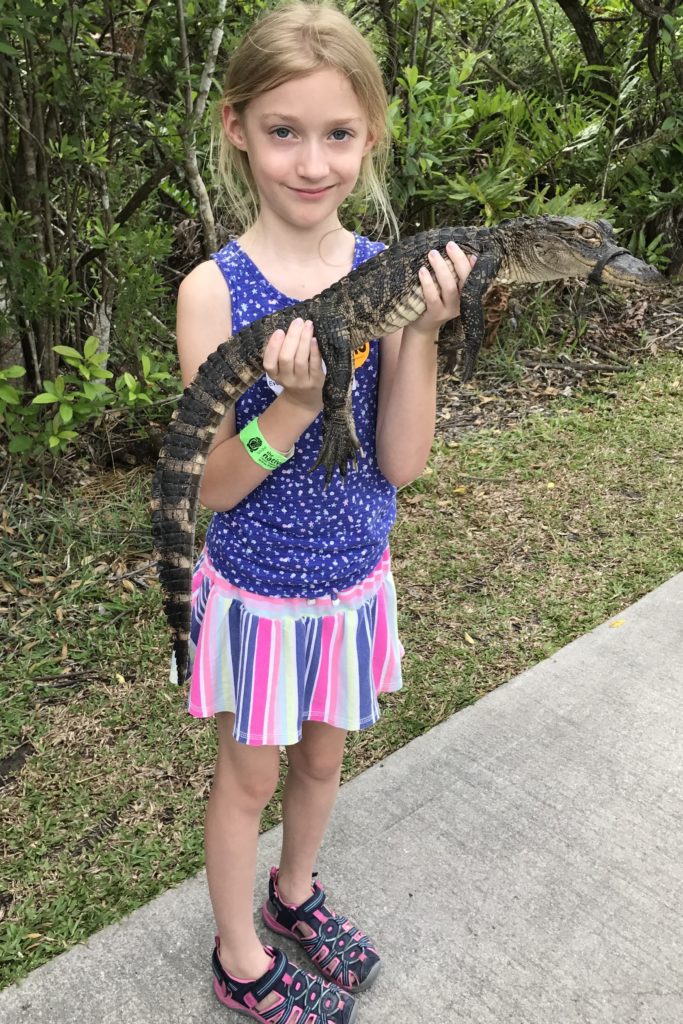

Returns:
239,416,294,471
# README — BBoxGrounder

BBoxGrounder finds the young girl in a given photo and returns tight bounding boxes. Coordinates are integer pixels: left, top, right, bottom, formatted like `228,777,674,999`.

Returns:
176,3,473,1021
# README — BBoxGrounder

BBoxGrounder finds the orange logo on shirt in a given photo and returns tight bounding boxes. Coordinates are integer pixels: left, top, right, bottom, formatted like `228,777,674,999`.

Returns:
353,342,370,369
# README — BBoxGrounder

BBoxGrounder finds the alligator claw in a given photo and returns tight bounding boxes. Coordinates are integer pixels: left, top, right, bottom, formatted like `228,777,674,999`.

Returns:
312,410,362,485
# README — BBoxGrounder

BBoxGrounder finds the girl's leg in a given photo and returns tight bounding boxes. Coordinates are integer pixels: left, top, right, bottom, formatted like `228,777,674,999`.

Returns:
264,722,381,994
206,712,280,987
277,721,348,906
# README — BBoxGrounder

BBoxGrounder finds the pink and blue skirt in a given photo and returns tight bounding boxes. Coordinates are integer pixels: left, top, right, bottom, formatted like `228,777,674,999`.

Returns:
183,547,403,745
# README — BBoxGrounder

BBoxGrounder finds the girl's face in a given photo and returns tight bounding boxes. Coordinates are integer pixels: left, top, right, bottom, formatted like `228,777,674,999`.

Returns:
223,67,376,231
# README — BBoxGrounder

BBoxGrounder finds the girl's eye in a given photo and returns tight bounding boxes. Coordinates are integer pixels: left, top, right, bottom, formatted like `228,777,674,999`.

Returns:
330,129,350,141
271,127,292,139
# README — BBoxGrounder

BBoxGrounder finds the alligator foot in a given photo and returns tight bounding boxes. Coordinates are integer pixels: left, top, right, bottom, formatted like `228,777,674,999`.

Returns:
312,409,362,485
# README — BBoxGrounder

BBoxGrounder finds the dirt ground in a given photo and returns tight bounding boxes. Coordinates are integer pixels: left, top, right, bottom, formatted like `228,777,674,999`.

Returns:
435,288,683,439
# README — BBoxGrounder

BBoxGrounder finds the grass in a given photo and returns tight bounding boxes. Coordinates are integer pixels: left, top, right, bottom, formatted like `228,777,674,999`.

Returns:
1,352,682,989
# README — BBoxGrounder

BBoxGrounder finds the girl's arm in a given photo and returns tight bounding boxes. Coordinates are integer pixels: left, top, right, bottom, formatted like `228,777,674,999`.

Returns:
376,242,475,488
176,261,324,512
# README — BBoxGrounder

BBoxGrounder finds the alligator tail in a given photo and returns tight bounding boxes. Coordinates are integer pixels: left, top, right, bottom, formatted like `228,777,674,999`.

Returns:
150,329,266,684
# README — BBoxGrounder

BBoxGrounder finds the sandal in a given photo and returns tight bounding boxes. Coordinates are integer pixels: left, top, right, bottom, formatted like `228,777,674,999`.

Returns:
262,867,381,992
212,937,357,1023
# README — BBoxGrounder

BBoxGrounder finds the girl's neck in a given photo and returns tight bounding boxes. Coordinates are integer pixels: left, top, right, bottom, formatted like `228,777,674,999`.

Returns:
236,211,357,301
239,210,354,268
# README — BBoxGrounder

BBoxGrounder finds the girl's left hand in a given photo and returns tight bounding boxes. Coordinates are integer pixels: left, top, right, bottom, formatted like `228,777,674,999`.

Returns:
411,241,476,338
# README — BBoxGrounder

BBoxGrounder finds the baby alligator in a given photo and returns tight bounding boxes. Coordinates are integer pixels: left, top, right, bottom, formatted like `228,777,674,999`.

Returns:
151,215,664,682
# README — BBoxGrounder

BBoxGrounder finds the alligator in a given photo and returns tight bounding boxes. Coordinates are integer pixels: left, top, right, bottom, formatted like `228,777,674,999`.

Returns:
151,215,664,682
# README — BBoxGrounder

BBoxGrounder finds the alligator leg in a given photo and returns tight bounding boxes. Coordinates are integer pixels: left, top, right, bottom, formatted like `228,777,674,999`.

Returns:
458,254,500,380
312,316,360,484
441,317,465,374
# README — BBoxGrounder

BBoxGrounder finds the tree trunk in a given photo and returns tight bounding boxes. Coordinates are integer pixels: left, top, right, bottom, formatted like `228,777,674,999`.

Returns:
552,0,615,96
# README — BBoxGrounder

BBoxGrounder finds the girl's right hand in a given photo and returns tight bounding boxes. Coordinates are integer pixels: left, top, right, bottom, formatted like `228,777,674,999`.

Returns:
263,318,325,414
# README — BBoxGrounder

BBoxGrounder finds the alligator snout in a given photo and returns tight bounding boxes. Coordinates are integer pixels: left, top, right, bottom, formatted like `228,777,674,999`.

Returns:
600,252,665,290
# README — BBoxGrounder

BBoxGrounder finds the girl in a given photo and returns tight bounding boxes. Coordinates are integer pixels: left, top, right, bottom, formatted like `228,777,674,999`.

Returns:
176,3,474,1021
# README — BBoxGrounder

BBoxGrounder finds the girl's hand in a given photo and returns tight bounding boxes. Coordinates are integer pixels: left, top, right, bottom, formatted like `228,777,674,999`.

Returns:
411,241,477,339
263,317,325,413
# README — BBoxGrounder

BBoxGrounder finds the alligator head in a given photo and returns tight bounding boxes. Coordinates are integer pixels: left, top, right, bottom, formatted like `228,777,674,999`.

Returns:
496,216,665,290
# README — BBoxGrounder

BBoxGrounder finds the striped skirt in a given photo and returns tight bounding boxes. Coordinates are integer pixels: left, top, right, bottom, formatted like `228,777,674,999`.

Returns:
182,547,404,745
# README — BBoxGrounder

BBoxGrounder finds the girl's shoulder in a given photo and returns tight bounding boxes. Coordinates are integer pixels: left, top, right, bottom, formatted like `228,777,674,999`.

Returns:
179,258,231,308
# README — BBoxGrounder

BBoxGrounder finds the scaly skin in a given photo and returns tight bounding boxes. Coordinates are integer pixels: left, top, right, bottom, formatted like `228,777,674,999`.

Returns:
151,216,664,683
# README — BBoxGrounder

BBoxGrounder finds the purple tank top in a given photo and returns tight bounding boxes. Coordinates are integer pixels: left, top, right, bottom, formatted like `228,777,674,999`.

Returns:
205,234,397,598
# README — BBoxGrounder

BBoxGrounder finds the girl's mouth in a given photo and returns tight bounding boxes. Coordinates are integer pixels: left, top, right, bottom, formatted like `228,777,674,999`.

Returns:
290,186,332,200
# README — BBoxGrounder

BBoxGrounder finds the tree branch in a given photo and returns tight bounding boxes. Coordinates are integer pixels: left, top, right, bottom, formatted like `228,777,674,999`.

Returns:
629,0,667,18
529,0,566,100
174,0,227,256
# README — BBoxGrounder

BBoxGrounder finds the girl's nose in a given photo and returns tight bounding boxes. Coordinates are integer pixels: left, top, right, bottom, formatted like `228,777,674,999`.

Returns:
297,142,328,180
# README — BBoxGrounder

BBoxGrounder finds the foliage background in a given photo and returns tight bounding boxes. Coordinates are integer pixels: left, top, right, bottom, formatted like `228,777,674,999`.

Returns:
1,0,682,460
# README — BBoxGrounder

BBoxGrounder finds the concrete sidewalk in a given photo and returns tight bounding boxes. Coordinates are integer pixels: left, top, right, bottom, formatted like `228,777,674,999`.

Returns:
2,574,682,1024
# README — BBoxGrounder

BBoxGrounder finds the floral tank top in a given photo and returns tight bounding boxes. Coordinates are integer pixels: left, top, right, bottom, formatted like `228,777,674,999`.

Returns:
204,234,397,599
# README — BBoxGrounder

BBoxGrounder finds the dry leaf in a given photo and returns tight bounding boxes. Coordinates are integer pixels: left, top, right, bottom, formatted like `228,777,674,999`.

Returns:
464,632,476,645
609,619,625,629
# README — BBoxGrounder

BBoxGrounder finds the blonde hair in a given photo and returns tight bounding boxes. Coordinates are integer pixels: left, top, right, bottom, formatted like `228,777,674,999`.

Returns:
213,1,398,241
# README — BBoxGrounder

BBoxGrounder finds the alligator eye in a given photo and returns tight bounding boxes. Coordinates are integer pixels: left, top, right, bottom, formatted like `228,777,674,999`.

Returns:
579,225,600,242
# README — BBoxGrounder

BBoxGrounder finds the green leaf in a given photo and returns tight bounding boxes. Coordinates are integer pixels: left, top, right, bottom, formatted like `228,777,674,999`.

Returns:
32,393,58,405
47,36,67,53
84,336,100,360
8,436,34,453
1,365,26,380
0,384,21,404
54,345,83,361
403,65,419,90
60,403,73,423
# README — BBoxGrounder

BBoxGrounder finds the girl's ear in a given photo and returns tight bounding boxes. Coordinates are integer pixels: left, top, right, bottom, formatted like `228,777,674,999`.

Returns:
362,130,377,157
223,104,248,151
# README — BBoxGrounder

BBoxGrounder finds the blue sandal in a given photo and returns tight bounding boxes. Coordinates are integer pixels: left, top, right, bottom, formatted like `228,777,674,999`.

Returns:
262,867,382,992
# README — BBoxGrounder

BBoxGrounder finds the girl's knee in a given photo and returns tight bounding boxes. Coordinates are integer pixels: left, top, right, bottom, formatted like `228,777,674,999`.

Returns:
213,750,279,809
213,714,280,809
287,724,346,783
290,754,342,784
